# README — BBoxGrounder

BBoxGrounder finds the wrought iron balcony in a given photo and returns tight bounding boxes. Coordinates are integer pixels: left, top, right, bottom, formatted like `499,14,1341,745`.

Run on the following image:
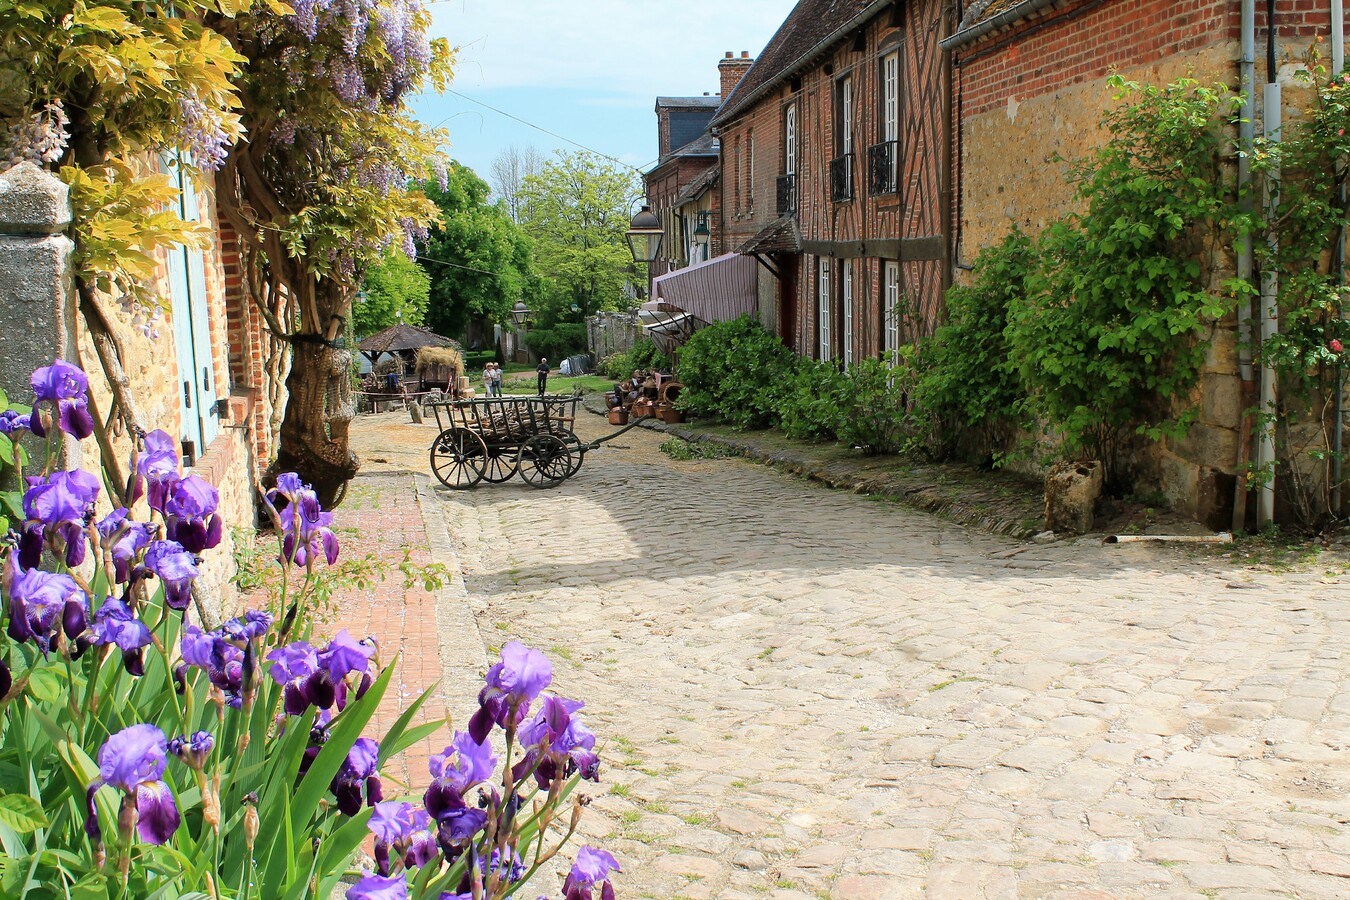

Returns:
776,174,798,217
869,141,898,196
830,154,855,202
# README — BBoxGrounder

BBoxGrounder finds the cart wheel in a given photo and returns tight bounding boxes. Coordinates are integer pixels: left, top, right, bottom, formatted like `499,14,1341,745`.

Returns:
480,446,519,483
555,429,585,478
517,434,572,489
430,427,487,489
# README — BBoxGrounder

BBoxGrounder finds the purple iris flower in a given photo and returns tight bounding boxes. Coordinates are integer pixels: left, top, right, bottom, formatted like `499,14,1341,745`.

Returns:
266,641,336,715
514,696,599,790
86,724,181,845
319,629,375,680
30,360,93,440
563,847,620,900
428,732,497,795
404,814,438,869
168,731,215,770
221,610,273,645
6,559,88,655
23,469,101,567
0,409,31,437
267,472,341,568
345,872,407,900
95,509,154,585
164,475,222,553
469,641,552,743
143,540,199,611
134,430,180,514
368,801,429,875
331,738,383,816
180,625,245,708
434,805,488,851
0,658,10,699
89,598,153,675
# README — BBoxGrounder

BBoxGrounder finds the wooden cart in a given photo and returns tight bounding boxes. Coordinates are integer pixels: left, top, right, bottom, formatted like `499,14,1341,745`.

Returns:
427,396,589,490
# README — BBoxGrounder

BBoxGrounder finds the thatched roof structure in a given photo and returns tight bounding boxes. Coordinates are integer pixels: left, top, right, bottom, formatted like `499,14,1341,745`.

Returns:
415,345,464,374
357,323,460,358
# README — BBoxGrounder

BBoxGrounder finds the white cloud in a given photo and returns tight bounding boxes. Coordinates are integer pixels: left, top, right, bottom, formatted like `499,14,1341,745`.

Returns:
429,0,799,96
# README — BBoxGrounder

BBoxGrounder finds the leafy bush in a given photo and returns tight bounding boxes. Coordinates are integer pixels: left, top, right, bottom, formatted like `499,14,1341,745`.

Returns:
524,322,587,362
659,437,737,460
915,231,1031,457
601,338,668,379
774,358,845,442
835,354,919,456
675,315,795,430
0,360,617,898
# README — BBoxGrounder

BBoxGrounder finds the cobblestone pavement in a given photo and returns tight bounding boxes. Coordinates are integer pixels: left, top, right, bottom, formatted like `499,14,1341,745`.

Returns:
353,411,1350,899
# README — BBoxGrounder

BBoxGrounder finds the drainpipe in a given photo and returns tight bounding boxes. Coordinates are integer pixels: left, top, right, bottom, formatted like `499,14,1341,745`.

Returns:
1258,0,1280,528
1234,0,1257,533
1333,0,1346,516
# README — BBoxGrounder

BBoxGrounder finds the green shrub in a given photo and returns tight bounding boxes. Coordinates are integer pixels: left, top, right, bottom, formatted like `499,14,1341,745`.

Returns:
525,322,587,361
601,338,667,379
675,315,795,430
915,231,1031,458
835,354,918,456
775,358,845,442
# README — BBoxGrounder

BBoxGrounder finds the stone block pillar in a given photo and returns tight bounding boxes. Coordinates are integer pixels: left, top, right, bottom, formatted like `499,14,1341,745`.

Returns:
0,161,77,403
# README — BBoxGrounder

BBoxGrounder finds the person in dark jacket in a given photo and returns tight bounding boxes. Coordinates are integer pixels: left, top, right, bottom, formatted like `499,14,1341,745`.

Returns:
536,358,549,396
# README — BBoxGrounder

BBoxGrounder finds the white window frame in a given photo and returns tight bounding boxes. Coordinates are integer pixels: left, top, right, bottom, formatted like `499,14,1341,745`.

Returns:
747,133,755,211
883,52,899,190
842,259,854,369
884,261,901,364
818,260,831,361
841,76,853,157
784,105,797,176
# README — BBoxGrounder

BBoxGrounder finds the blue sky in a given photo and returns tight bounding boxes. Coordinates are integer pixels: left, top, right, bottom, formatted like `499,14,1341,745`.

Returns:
415,0,800,186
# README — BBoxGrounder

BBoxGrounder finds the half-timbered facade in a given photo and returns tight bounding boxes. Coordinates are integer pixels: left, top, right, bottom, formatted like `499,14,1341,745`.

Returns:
711,0,951,363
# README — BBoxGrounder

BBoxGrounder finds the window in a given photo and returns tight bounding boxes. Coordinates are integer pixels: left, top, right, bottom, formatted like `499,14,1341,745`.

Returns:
163,155,220,464
840,76,853,157
884,261,900,363
818,260,831,361
747,133,755,212
733,136,742,213
842,259,854,368
784,105,797,176
882,53,899,145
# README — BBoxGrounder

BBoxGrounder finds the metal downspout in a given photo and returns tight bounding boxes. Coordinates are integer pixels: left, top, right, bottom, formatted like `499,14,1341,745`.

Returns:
1258,0,1280,528
1333,1,1346,517
1234,0,1257,533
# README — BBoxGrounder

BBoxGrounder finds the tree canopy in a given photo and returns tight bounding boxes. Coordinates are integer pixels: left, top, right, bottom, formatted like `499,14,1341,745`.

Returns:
354,252,431,336
519,150,642,323
419,162,537,339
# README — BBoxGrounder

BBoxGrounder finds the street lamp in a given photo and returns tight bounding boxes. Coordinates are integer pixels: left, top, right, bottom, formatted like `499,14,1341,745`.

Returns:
693,210,711,245
625,205,664,264
511,301,530,328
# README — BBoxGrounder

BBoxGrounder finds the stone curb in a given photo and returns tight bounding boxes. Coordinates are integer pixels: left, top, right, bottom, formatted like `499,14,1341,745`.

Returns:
413,473,488,702
582,395,1040,541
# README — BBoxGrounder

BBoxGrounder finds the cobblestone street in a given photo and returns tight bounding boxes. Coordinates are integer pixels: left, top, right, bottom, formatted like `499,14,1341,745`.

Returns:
353,411,1350,899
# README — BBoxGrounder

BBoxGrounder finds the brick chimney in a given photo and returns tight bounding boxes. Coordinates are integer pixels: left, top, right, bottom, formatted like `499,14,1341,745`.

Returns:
718,51,754,101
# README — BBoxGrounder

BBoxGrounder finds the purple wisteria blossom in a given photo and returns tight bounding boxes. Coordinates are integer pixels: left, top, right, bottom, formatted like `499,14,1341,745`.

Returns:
345,872,407,900
30,360,93,439
514,696,599,790
96,509,154,585
469,641,552,742
168,731,215,770
163,475,222,553
89,598,153,675
563,847,621,900
332,737,383,816
86,724,181,845
6,558,87,655
22,468,101,567
143,541,199,611
134,430,180,514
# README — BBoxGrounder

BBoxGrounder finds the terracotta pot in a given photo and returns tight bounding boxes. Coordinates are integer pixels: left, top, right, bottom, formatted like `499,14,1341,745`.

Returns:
608,408,629,425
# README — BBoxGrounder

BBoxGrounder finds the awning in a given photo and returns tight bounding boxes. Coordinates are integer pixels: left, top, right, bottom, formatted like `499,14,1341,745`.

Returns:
651,252,758,325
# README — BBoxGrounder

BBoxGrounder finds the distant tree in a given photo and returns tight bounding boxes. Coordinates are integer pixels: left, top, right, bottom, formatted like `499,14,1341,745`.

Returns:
420,162,535,338
490,144,544,223
519,151,641,324
353,253,431,336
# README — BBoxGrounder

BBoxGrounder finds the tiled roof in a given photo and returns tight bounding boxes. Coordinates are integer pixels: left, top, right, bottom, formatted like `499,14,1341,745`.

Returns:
672,165,720,208
668,132,720,160
961,0,1027,27
711,0,890,128
735,216,803,255
656,96,723,109
943,0,1064,51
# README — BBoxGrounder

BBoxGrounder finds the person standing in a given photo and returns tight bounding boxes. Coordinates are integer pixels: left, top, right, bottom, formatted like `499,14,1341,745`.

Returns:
536,358,549,397
482,363,494,398
491,364,503,397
